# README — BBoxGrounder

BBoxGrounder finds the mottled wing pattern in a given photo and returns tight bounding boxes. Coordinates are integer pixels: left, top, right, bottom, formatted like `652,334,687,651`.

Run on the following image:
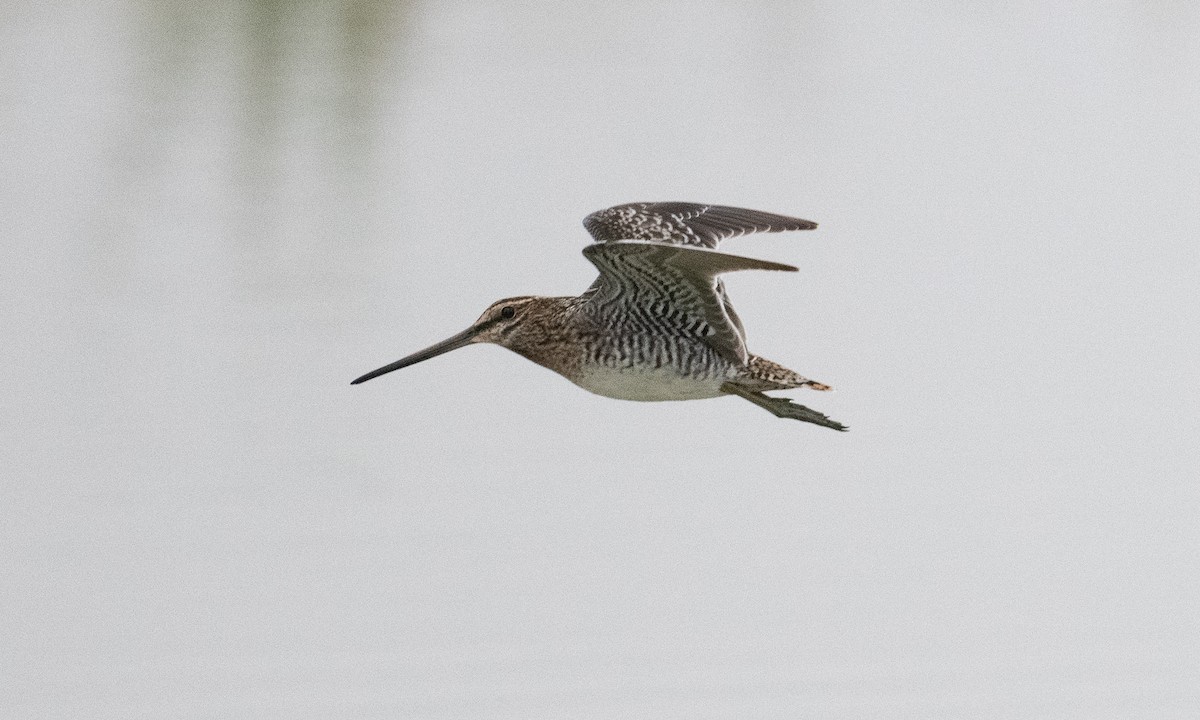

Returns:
581,241,797,364
582,202,817,249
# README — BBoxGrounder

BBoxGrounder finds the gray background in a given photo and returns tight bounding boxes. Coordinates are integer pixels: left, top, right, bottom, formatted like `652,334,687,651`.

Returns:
3,1,1198,718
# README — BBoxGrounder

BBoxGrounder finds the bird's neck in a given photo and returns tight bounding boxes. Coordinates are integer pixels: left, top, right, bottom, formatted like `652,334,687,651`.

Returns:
501,296,584,379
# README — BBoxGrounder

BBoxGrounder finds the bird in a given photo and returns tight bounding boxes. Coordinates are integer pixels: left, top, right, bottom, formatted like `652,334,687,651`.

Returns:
352,202,846,431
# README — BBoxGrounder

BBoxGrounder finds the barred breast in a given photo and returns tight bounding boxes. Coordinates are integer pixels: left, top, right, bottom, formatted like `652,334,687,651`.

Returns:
569,333,737,401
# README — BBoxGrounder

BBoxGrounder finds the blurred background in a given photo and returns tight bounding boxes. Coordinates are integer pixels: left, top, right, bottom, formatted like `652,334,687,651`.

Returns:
3,1,1198,718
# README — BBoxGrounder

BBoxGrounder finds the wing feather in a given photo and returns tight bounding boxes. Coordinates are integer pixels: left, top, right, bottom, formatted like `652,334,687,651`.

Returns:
581,241,796,364
583,202,817,249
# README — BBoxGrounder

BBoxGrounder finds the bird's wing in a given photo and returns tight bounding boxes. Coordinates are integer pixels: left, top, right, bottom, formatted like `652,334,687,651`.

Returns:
581,241,796,365
582,202,817,249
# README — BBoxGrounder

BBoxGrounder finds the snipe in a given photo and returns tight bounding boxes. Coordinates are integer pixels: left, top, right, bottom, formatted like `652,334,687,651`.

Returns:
352,202,846,431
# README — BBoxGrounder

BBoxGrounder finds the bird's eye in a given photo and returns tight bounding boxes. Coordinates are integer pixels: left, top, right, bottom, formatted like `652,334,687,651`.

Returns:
500,306,516,319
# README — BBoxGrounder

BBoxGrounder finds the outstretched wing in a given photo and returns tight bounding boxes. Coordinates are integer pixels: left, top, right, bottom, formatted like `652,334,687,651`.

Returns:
581,241,796,365
583,202,817,249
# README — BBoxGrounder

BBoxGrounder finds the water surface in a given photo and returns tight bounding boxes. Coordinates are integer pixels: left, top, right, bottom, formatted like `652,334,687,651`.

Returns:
3,1,1199,718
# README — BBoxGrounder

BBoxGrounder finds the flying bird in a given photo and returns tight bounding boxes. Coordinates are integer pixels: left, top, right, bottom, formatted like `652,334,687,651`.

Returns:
352,202,845,431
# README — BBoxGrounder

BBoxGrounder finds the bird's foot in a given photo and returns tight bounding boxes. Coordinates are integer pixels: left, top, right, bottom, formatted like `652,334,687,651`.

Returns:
720,382,848,431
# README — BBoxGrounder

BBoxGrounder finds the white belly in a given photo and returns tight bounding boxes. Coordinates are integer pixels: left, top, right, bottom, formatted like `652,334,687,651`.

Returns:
572,364,729,401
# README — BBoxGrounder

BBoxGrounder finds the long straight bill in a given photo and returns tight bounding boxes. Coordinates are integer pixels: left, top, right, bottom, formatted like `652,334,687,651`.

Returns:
350,326,478,385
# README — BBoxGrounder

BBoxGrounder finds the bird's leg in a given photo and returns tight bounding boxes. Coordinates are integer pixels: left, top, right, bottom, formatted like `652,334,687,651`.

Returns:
720,383,848,432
